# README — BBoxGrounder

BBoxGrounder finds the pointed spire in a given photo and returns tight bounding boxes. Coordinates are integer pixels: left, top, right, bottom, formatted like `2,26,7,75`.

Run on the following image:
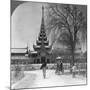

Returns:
26,42,29,52
42,6,44,19
41,6,45,31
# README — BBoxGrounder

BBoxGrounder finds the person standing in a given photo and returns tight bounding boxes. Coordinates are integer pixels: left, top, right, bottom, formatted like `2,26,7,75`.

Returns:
40,62,47,79
60,61,64,74
55,60,60,74
72,65,77,78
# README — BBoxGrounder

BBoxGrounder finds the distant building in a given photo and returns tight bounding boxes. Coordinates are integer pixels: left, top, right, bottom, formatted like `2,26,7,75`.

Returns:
11,48,33,64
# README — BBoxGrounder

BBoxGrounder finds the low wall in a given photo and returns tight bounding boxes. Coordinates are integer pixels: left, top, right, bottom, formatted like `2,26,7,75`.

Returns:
11,63,87,71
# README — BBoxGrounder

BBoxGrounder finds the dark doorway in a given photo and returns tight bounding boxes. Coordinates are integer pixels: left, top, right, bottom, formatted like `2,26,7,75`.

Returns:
37,59,40,64
47,59,50,63
41,56,46,63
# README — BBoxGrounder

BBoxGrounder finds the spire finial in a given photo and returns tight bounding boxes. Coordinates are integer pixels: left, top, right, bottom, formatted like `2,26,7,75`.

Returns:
42,5,44,10
26,42,28,50
40,5,45,31
42,6,44,19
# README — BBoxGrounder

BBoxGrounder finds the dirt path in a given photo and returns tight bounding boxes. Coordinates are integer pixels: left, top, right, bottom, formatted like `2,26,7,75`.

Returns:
12,70,86,89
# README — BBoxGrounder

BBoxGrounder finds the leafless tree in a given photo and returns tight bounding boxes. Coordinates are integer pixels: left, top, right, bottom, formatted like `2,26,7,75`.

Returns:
46,4,87,68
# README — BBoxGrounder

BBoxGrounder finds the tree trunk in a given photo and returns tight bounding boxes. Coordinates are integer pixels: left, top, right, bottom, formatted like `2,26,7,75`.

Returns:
71,51,75,66
70,44,75,73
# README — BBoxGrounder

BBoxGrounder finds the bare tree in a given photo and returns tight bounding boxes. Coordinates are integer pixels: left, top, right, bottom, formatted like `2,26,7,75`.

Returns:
46,4,87,68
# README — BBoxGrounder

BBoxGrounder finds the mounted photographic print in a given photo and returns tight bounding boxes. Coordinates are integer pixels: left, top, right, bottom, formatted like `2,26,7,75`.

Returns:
11,0,87,89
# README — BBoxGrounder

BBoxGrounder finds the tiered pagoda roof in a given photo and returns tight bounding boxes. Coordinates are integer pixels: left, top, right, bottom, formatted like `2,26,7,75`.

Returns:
33,6,51,52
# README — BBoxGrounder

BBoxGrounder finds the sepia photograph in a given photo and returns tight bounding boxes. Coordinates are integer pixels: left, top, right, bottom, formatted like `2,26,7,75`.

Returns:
11,0,87,89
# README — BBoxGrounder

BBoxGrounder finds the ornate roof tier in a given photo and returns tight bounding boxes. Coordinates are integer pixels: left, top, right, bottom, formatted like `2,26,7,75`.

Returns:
44,40,49,45
36,40,42,45
36,40,49,46
38,36,47,41
39,33,46,37
33,45,40,51
33,6,51,53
